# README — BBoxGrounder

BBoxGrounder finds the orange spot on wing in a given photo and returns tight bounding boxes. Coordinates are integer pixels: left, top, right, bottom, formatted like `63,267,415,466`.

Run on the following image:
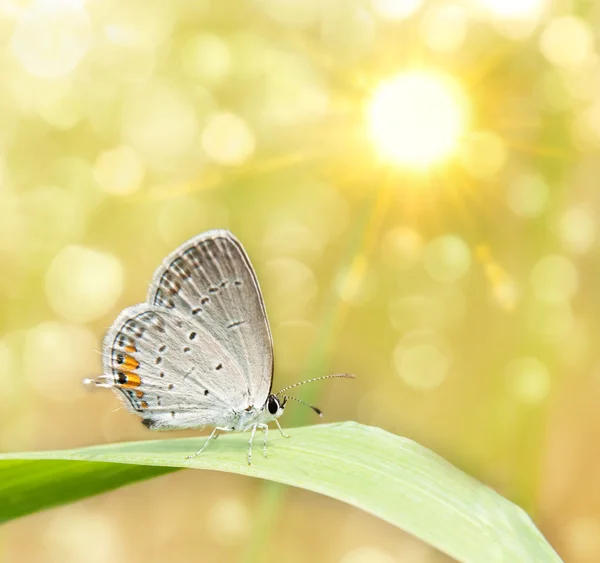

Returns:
121,372,141,388
125,345,137,354
122,355,140,370
141,401,149,409
135,390,144,398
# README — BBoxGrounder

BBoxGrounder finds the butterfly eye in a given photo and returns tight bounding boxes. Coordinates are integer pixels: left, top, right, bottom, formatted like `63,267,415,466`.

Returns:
267,395,279,415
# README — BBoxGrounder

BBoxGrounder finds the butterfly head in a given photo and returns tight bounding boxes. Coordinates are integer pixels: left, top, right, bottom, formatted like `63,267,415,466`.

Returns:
265,394,286,420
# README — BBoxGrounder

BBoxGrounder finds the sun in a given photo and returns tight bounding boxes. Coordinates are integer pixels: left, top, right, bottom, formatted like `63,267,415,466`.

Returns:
366,70,469,168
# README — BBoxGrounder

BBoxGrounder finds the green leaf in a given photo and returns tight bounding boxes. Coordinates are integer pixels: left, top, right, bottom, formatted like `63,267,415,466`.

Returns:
0,422,560,563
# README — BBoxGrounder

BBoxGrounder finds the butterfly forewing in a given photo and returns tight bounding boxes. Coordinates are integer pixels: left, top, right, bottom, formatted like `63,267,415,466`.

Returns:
102,303,250,430
147,230,273,407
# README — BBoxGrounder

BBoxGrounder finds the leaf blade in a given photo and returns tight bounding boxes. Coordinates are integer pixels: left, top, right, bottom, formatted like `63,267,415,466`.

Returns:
0,422,561,563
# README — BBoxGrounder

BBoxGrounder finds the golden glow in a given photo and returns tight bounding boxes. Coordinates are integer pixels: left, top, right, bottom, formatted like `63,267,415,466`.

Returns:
366,71,468,168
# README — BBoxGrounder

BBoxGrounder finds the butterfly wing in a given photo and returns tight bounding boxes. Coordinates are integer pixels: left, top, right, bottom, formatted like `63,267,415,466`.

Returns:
101,303,250,430
147,229,274,408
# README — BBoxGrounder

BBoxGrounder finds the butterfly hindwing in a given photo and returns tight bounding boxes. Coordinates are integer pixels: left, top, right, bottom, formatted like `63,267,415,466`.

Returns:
102,303,250,430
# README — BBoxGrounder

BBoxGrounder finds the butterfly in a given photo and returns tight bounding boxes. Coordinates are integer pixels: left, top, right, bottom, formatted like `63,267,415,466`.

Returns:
85,230,353,464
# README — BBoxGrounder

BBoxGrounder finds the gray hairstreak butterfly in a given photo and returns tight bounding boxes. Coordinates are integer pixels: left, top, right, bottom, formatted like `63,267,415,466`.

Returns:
85,230,354,464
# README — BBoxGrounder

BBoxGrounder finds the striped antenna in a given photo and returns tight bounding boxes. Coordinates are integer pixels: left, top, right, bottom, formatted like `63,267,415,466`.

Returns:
276,373,355,395
282,395,323,417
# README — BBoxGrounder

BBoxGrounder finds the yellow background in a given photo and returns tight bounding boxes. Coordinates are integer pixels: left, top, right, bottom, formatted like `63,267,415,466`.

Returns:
1,0,599,562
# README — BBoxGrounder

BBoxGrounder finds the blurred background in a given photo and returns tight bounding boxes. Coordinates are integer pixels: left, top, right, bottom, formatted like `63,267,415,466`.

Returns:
0,0,599,561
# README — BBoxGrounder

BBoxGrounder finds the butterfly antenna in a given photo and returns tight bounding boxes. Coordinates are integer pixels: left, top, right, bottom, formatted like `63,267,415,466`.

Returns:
282,395,323,417
276,373,355,394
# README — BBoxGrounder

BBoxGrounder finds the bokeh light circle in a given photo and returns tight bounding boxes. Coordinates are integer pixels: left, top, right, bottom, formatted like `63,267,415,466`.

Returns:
530,255,578,303
422,235,471,284
201,112,255,166
10,0,92,79
93,145,145,196
45,245,124,323
505,357,550,405
480,0,544,20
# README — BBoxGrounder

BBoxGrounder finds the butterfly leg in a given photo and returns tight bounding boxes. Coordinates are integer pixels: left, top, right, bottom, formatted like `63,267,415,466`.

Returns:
258,423,269,458
274,418,290,438
248,424,259,465
186,426,230,460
